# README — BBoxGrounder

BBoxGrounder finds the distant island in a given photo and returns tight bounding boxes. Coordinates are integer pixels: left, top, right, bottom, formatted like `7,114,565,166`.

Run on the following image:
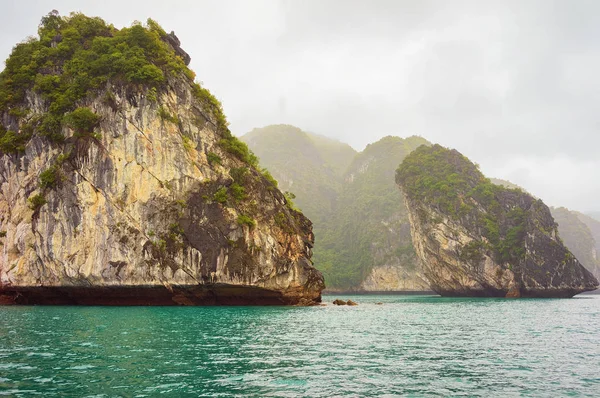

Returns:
396,144,598,297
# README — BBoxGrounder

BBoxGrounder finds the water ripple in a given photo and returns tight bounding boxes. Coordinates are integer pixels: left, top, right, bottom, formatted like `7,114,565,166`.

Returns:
0,295,599,396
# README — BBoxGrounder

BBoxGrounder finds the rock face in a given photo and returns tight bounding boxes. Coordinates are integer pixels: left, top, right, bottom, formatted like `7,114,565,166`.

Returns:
396,145,598,298
491,180,600,282
164,31,191,66
0,14,324,305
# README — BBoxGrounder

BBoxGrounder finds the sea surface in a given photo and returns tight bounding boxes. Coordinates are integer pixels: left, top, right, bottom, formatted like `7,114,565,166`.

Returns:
0,294,599,397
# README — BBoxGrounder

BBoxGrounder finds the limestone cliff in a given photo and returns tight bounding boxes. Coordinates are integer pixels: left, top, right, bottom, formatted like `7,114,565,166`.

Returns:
0,13,324,305
492,181,600,281
396,144,598,297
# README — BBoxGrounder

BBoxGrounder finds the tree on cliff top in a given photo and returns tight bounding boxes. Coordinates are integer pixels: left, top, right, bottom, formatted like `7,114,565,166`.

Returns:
396,144,532,265
0,11,258,167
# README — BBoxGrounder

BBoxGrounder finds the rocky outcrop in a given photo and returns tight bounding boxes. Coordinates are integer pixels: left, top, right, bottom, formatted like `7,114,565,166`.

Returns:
396,145,598,298
0,14,324,305
332,299,357,306
491,181,600,282
164,31,191,66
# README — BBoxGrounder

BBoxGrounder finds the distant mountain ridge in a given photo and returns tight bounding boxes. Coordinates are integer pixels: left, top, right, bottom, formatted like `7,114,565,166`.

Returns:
549,208,600,279
242,125,354,238
242,125,429,290
243,125,600,290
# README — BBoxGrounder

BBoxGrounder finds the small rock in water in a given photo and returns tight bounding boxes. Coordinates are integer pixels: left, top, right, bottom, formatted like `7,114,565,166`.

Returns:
333,299,347,305
347,300,358,306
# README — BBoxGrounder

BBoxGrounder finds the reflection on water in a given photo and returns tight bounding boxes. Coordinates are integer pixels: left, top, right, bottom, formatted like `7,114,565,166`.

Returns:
0,294,599,396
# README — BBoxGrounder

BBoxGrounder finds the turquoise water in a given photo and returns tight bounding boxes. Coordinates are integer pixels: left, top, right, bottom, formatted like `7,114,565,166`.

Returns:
0,294,599,397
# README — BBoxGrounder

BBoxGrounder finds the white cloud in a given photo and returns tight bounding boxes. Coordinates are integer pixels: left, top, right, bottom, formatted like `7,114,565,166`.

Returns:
1,0,599,211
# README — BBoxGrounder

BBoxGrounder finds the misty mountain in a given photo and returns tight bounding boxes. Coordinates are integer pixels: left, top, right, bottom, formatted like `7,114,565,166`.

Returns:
586,212,600,222
244,126,600,290
243,126,429,290
489,178,525,191
243,125,355,233
549,208,600,279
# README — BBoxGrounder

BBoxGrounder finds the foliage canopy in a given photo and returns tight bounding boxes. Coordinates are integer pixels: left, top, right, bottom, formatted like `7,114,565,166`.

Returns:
396,144,531,265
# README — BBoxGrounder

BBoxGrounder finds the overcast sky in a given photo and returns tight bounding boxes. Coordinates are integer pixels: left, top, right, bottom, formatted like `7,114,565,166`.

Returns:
2,0,599,212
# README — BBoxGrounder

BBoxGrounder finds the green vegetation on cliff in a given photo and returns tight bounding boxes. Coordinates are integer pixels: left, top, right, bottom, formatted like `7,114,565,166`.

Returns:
0,12,189,143
396,144,531,265
488,180,599,279
0,11,258,162
317,136,429,288
0,11,264,213
396,144,598,296
0,13,324,305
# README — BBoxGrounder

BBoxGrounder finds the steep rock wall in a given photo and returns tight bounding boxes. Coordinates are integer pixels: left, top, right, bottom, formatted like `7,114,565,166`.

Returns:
0,16,324,305
396,145,598,298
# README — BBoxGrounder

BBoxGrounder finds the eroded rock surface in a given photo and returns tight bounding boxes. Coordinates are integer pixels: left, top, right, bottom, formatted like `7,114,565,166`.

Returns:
0,15,324,305
396,145,598,298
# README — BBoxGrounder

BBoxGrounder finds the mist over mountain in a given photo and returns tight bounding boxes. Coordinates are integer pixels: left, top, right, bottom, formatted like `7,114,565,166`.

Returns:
550,208,600,279
243,126,430,290
245,125,600,289
243,125,355,223
2,1,600,213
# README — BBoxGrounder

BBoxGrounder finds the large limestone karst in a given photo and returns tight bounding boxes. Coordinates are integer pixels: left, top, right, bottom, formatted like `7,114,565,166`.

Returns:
0,12,324,305
396,144,598,297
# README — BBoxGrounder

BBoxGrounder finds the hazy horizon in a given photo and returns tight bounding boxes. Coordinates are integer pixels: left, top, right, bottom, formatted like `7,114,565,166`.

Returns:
2,1,599,212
